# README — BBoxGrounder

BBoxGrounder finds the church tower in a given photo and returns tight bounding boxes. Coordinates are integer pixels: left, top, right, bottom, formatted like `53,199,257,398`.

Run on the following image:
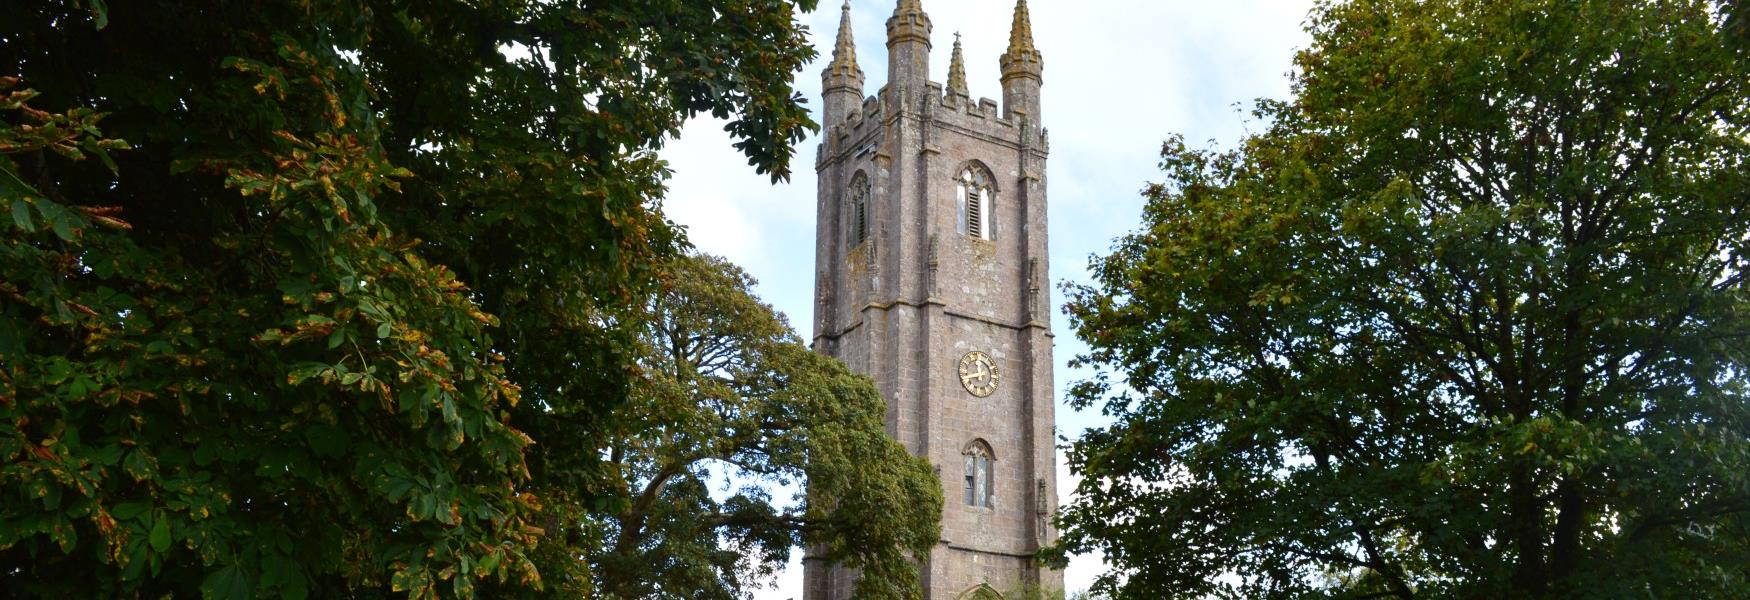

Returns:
805,1,1059,598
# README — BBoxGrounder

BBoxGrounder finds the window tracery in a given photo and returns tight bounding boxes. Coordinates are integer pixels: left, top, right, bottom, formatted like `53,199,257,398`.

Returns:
963,439,994,508
956,165,994,240
850,171,871,246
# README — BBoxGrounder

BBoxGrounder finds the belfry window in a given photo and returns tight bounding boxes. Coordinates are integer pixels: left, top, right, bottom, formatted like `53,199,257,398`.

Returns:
850,171,871,246
963,440,994,508
956,166,995,240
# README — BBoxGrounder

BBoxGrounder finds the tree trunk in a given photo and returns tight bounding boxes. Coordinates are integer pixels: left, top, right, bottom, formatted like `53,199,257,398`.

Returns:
1509,459,1548,595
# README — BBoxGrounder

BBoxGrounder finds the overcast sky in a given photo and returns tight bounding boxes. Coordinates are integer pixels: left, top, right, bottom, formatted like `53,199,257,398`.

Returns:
660,1,1316,597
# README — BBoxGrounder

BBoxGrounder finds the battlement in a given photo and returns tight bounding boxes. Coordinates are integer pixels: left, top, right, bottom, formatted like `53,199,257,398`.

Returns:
817,0,1046,168
939,92,1007,123
819,81,1048,163
925,83,1052,152
923,81,1005,125
826,92,887,149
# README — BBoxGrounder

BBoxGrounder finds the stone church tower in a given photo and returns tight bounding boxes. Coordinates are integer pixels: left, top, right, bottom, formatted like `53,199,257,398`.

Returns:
804,0,1059,597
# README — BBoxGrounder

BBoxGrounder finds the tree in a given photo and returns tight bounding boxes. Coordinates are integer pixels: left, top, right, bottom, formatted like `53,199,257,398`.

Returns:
1,1,817,597
593,254,940,600
1050,0,1750,598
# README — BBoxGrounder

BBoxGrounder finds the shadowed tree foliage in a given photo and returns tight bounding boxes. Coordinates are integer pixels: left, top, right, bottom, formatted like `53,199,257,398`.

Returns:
1,0,818,597
594,254,939,600
1049,0,1750,598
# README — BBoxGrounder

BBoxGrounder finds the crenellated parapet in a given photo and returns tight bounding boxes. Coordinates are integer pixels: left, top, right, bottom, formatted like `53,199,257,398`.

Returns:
819,0,1043,140
816,92,884,170
816,83,1049,169
938,94,1009,126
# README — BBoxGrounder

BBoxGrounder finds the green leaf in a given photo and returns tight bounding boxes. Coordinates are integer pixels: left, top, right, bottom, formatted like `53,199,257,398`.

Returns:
201,565,252,600
120,538,147,581
304,424,350,458
148,516,170,552
111,502,149,521
260,553,290,588
33,200,77,241
286,362,329,385
435,497,457,525
441,397,459,425
41,482,62,510
376,322,392,339
51,211,76,241
93,443,124,466
410,493,435,521
193,440,222,466
10,199,32,232
451,570,474,597
282,572,309,600
53,516,78,552
476,550,499,575
90,145,119,174
122,448,157,481
89,0,108,29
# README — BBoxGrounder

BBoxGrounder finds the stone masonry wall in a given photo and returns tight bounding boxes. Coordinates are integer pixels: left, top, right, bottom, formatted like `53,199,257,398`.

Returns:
808,7,1059,598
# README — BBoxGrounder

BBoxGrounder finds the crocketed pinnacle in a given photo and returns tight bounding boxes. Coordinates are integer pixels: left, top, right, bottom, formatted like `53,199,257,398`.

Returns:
946,33,969,99
824,0,864,89
1006,0,1036,55
1000,0,1043,80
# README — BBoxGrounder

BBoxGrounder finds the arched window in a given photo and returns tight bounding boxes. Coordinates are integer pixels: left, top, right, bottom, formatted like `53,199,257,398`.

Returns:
956,165,995,240
849,171,871,247
958,584,1005,600
963,439,994,508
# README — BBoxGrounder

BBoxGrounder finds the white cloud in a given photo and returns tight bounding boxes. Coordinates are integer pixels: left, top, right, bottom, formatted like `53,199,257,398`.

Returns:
663,118,818,329
660,2,1316,598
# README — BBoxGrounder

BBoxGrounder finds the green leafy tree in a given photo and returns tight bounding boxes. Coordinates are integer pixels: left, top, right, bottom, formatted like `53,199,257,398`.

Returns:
1050,0,1750,598
593,254,940,600
1,0,817,597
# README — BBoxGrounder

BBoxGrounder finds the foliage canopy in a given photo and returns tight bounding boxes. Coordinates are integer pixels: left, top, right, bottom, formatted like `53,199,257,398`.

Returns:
1051,0,1750,598
594,254,939,600
0,1,855,598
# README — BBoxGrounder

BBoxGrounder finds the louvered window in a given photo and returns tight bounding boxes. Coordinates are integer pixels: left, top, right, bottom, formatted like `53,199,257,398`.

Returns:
855,200,868,244
850,172,870,246
957,166,994,240
966,188,983,238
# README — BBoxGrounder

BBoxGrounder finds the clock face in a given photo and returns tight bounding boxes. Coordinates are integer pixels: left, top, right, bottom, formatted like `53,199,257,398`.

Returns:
958,351,1001,397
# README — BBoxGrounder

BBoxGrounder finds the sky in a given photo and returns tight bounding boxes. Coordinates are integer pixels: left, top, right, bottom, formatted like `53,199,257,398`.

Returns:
660,0,1316,597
